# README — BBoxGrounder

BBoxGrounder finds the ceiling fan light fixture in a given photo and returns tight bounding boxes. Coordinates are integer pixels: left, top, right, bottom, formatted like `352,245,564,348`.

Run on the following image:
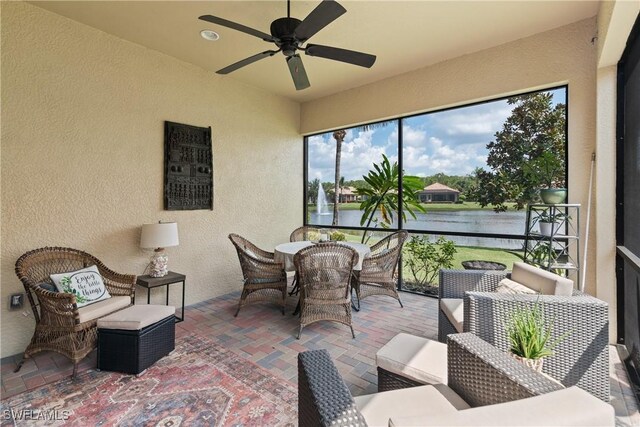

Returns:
200,30,220,41
198,0,375,90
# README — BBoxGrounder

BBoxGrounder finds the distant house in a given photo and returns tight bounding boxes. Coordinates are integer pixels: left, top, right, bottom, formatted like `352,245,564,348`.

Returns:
338,186,360,203
418,183,460,203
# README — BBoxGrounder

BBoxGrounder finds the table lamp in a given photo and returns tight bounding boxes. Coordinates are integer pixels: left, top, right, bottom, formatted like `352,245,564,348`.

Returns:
140,222,179,277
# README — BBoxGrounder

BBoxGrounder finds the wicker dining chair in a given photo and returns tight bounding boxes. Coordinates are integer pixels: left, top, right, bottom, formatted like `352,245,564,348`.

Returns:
14,247,136,377
290,226,322,242
228,234,288,317
294,243,358,339
353,230,409,309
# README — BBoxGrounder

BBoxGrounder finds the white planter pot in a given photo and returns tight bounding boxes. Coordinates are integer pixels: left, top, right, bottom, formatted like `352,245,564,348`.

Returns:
539,221,560,236
511,354,544,372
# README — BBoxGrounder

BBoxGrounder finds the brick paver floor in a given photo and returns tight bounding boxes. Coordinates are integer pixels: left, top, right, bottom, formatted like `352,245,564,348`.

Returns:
2,289,638,425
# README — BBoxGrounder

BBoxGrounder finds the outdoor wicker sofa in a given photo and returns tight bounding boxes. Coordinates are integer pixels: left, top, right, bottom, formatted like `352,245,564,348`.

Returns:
438,263,610,401
14,247,136,377
298,332,614,426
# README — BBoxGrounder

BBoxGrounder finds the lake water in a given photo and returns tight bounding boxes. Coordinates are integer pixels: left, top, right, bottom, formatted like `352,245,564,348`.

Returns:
310,209,528,250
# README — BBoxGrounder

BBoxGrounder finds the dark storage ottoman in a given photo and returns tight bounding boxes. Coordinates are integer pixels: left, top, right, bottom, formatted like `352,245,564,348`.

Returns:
97,305,176,375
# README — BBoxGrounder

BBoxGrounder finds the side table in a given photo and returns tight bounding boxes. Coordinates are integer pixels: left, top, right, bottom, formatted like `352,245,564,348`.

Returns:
136,271,185,323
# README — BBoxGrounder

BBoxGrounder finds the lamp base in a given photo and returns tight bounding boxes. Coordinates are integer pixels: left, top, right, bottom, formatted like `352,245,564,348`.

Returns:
149,249,169,278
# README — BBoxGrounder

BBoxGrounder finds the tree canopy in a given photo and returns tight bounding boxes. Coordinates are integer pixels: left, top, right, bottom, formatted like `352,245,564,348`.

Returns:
471,92,566,212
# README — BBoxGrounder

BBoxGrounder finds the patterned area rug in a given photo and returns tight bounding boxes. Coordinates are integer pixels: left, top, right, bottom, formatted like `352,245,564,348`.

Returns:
1,334,297,426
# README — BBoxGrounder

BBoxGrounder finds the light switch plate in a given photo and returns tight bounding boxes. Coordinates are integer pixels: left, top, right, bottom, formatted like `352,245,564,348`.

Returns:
10,293,24,309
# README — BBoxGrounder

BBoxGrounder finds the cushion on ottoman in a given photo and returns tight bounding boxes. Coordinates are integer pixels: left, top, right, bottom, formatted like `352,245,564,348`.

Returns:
376,333,448,386
97,304,176,375
98,304,176,330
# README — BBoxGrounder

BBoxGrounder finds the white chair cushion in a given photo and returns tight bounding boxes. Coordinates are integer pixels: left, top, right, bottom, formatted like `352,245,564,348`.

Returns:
97,304,176,330
495,278,537,295
77,296,131,323
511,262,573,296
355,383,469,427
388,386,614,426
376,333,447,385
440,298,464,332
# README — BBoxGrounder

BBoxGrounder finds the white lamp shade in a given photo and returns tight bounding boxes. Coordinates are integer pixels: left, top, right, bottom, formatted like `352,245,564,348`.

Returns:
140,222,179,249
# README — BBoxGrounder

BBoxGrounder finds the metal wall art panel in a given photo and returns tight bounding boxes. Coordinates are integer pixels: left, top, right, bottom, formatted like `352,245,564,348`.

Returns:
164,121,213,210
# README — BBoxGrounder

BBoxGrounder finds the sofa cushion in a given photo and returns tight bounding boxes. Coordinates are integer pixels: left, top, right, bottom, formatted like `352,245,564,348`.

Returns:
355,383,469,427
495,278,537,295
50,265,111,308
98,304,175,330
387,386,614,426
440,298,464,332
376,333,447,385
511,262,573,296
77,296,131,323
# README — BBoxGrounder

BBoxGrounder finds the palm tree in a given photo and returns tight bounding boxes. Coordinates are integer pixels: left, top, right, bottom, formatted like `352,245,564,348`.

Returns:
331,121,393,227
332,130,346,226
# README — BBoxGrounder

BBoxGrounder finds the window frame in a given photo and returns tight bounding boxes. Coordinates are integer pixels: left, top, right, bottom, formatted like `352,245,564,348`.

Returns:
302,85,569,292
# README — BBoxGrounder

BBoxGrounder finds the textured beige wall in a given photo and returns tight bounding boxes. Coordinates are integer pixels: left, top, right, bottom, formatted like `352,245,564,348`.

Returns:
1,2,301,357
301,19,604,328
595,65,617,342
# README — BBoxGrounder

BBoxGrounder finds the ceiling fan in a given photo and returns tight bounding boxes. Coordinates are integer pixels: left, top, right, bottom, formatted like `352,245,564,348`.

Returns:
199,0,376,91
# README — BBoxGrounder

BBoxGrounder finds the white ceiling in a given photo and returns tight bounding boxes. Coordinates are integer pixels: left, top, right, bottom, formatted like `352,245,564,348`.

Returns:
31,1,600,103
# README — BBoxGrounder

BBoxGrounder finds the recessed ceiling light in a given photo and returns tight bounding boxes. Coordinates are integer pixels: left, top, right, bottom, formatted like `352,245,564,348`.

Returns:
200,30,220,41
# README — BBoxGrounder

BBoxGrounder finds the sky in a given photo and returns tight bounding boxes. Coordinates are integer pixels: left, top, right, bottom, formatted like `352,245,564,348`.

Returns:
307,88,566,182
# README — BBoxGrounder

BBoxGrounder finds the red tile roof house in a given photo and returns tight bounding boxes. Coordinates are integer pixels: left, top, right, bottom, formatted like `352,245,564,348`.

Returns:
418,183,460,203
338,186,361,203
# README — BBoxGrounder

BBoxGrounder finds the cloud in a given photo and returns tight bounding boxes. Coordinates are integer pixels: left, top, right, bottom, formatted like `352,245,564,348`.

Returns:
308,128,398,182
429,101,513,140
307,97,535,181
401,132,488,176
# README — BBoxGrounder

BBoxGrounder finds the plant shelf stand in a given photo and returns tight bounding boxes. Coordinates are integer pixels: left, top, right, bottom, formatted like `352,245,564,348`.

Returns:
523,203,580,285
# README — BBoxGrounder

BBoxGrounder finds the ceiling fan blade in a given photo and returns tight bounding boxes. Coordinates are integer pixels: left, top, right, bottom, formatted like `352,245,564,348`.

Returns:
217,50,280,74
199,15,277,42
286,55,310,90
294,0,346,42
305,44,376,68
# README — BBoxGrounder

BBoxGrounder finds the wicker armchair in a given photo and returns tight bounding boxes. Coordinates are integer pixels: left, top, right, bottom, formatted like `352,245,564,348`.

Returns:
14,247,136,377
438,269,610,401
228,233,287,317
290,226,322,242
353,231,408,309
298,333,613,427
294,243,357,339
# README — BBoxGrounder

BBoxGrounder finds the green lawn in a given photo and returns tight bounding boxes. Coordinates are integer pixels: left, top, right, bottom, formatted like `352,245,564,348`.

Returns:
450,246,523,269
317,223,523,296
329,229,522,270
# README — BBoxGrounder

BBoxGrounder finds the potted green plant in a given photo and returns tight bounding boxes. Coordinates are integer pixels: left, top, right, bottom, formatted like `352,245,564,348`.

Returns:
524,152,566,204
505,298,566,372
536,210,568,236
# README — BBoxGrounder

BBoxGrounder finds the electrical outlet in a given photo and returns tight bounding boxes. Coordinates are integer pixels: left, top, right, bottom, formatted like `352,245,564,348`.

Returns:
9,293,24,309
